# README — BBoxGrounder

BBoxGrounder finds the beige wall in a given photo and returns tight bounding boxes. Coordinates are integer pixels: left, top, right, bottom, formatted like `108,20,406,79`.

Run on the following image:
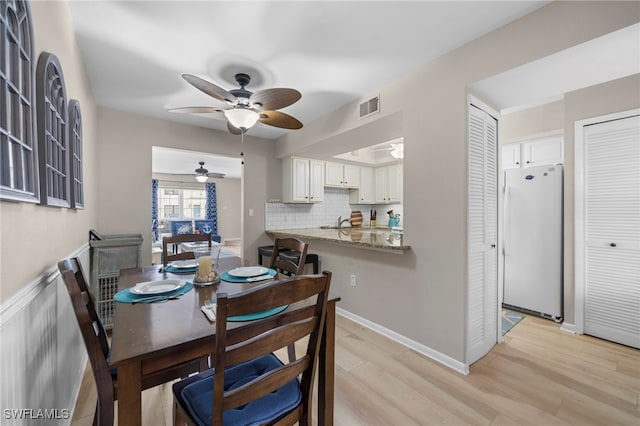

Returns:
501,100,565,144
275,1,639,363
96,108,280,265
152,173,242,240
0,1,98,302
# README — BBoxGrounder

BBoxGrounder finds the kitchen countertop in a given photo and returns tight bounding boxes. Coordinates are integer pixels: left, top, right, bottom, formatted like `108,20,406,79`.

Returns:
266,227,409,253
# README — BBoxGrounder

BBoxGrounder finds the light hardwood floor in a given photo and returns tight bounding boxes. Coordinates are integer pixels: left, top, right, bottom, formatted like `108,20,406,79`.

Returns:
71,313,640,425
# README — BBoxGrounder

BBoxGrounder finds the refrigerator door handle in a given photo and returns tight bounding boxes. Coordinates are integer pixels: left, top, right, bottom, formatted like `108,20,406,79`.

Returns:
503,185,511,256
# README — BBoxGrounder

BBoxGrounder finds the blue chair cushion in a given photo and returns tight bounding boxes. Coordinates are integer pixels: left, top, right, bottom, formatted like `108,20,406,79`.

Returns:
171,220,193,235
175,354,301,426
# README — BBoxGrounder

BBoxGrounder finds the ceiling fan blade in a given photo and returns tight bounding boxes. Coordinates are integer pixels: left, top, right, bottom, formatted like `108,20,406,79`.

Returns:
168,106,223,114
227,121,243,135
259,110,303,130
182,74,237,105
250,88,301,111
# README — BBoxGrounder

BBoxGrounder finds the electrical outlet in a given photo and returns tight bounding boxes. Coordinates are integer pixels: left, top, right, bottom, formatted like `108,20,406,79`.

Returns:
350,274,357,287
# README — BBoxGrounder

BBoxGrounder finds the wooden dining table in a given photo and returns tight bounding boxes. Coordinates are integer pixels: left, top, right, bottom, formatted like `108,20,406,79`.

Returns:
110,256,339,426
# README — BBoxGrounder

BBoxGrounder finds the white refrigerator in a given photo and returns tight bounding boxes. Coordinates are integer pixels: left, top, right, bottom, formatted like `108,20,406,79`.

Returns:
503,165,563,321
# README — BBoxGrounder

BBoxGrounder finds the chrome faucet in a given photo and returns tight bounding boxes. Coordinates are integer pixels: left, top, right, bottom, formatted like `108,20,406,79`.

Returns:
337,216,351,228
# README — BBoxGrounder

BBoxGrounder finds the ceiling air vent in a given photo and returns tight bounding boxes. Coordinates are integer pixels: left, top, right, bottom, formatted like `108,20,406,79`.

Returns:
359,95,380,119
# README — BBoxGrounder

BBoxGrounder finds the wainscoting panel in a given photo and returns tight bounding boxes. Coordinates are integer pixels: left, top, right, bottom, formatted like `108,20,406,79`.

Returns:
0,245,90,425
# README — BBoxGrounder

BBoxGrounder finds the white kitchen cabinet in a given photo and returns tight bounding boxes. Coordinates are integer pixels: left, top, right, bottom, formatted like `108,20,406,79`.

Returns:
522,136,563,167
502,143,521,169
388,164,402,202
282,157,324,203
502,135,563,170
349,166,373,204
374,164,403,203
325,162,360,188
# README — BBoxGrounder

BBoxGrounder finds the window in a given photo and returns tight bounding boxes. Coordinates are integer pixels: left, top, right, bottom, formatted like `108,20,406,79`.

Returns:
69,99,83,208
1,0,38,202
156,185,207,235
36,52,69,207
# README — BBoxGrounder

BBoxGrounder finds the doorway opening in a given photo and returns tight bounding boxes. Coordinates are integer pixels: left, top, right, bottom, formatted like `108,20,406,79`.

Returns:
152,146,242,262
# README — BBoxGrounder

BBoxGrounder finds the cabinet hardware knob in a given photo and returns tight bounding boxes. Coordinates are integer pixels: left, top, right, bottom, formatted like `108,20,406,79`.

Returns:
610,242,617,247
526,161,530,164
516,162,520,165
491,244,496,248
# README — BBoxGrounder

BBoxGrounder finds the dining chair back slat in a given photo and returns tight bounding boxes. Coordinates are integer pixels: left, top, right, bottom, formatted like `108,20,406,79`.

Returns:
268,237,309,276
173,272,332,426
162,233,212,267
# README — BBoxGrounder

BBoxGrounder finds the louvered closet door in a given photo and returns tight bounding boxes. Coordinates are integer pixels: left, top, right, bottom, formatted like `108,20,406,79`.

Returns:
584,115,640,349
467,104,498,364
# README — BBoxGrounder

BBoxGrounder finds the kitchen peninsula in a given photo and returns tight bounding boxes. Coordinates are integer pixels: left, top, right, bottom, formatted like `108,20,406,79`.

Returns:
266,227,409,252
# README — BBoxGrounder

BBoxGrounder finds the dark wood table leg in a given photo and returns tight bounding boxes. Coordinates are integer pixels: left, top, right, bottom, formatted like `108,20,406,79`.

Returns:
318,300,336,426
117,362,142,426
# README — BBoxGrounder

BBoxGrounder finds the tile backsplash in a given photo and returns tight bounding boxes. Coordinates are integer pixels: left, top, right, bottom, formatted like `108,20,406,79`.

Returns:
266,187,402,230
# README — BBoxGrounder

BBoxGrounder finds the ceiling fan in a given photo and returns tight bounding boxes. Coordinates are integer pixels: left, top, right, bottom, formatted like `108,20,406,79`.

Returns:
194,161,225,182
169,73,303,134
375,143,404,159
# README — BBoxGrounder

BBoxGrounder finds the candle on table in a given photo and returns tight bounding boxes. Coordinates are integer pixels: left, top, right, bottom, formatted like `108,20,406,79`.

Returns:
198,256,212,276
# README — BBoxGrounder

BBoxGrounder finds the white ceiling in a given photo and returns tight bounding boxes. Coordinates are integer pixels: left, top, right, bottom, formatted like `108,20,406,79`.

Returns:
68,0,549,141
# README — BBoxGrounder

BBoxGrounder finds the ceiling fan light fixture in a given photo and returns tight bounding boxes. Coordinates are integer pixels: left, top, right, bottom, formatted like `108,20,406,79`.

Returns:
390,145,404,159
224,108,259,130
194,161,209,182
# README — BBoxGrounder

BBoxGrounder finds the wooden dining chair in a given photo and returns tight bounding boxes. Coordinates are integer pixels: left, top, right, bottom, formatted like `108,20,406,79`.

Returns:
268,237,309,276
173,271,332,426
58,258,208,426
162,233,212,267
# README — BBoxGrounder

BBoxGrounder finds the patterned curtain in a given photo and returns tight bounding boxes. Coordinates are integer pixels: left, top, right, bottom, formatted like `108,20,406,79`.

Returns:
151,179,159,241
205,182,218,235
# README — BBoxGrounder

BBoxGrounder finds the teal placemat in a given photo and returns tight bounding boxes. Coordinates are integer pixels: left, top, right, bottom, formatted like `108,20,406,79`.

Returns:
220,268,277,283
164,266,197,274
228,305,288,322
114,282,194,304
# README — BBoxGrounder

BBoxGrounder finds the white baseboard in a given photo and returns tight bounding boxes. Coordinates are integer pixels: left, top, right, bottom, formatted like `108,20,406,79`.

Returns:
560,322,577,334
336,307,469,375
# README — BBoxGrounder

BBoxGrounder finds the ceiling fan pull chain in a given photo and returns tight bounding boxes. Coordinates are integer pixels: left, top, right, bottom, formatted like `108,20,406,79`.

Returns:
241,131,245,165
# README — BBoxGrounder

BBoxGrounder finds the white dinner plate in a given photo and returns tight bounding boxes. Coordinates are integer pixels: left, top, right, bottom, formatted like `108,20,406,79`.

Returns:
227,266,270,278
130,279,185,295
169,260,197,269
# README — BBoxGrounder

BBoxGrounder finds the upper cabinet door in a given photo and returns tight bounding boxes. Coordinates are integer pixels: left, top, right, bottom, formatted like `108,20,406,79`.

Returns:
387,164,403,202
501,143,521,169
309,160,325,202
324,162,344,187
343,164,360,188
522,136,563,167
292,158,310,202
374,167,388,203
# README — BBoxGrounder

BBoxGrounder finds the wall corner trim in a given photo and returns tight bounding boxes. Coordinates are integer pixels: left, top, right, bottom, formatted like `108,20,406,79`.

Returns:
560,322,577,334
0,243,90,327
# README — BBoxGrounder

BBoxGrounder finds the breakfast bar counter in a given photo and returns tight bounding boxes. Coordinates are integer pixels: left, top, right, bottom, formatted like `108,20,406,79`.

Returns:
266,227,410,253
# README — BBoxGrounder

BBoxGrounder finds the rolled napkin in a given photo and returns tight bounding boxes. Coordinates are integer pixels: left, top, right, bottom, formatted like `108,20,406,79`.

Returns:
201,303,216,322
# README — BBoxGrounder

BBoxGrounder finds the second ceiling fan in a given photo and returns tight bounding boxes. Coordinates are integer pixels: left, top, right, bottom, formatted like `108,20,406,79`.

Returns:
169,73,303,134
